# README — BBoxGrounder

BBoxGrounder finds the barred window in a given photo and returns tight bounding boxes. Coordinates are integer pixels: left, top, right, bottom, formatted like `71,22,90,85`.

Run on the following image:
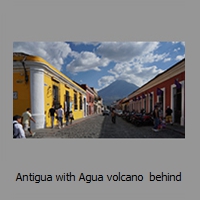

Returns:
79,94,82,110
53,85,60,109
74,92,78,110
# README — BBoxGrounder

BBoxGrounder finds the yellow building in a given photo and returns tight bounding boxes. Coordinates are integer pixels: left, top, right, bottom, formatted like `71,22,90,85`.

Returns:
13,52,87,130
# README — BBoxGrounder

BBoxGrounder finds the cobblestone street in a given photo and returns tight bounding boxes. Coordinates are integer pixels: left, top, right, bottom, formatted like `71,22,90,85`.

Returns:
28,114,185,139
100,115,184,138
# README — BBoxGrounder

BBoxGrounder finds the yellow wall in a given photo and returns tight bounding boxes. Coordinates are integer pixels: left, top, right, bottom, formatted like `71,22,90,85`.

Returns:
13,71,31,116
13,53,85,128
72,91,84,120
44,72,85,128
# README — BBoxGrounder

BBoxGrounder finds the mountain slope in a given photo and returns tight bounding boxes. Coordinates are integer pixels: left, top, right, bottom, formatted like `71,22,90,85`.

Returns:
98,80,139,106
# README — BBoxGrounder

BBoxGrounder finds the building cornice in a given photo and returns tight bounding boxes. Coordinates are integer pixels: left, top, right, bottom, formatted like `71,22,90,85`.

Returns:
13,60,86,95
128,59,185,99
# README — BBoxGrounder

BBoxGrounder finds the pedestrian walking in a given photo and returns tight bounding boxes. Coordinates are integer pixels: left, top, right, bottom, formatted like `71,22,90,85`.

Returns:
165,106,173,125
152,105,160,132
22,108,36,137
48,105,56,128
13,115,26,139
57,105,64,128
69,111,74,124
111,108,116,124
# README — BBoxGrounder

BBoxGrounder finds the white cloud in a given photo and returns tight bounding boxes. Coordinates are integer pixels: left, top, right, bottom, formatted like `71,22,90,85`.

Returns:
13,42,71,71
135,52,169,64
181,42,185,47
174,47,181,52
66,42,169,76
172,41,179,44
13,41,180,90
98,75,116,89
67,42,160,74
96,42,160,62
66,51,110,73
107,62,164,87
72,42,100,46
163,58,171,62
172,41,185,47
176,54,185,61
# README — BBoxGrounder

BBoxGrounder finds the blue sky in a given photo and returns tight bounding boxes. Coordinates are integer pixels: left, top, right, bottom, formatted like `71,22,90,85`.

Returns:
13,41,185,91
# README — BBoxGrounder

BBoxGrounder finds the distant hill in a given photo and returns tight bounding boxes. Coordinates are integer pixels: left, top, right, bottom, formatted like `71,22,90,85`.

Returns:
98,80,139,106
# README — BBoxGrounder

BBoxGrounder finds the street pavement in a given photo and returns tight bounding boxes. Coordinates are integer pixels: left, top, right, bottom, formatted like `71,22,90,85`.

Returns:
27,114,185,139
100,115,185,138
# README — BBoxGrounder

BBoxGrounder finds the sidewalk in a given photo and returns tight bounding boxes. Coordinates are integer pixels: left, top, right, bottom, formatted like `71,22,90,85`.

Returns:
165,123,185,135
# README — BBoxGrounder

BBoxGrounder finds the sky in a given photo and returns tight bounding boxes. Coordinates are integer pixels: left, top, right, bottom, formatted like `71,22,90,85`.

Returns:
13,41,185,91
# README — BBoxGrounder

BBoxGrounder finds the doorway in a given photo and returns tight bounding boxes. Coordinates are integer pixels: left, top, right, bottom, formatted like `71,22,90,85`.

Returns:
65,91,70,112
173,87,182,124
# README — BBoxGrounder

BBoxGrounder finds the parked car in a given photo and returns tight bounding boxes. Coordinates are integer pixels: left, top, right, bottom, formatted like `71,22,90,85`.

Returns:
103,109,110,115
115,109,123,116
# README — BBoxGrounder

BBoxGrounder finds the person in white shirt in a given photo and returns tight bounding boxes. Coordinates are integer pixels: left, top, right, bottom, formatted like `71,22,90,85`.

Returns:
13,115,26,139
22,108,36,137
57,105,64,129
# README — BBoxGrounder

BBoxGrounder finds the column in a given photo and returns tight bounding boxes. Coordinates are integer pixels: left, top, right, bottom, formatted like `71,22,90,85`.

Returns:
171,84,175,123
180,81,185,126
30,67,45,130
161,87,165,117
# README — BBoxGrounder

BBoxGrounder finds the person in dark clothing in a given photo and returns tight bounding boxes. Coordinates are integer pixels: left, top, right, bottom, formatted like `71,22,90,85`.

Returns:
69,111,74,124
165,106,173,125
48,105,56,128
111,108,116,124
152,105,160,131
57,105,64,128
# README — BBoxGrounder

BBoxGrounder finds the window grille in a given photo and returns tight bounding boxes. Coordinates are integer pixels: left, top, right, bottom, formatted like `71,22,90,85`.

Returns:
79,94,82,110
53,85,60,109
74,92,78,110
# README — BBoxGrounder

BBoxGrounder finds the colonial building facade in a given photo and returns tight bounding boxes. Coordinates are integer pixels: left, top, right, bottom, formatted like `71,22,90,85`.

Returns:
80,84,95,116
13,52,86,129
118,59,185,126
90,87,103,114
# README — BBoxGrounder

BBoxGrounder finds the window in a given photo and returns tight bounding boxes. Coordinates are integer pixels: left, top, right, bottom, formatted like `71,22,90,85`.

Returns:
74,92,78,110
13,91,18,100
173,87,182,123
79,94,82,110
89,96,93,103
53,85,60,109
